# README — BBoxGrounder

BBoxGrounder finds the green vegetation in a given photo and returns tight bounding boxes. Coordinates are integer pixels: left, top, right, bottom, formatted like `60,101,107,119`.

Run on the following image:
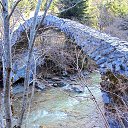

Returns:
106,0,128,17
4,0,128,39
8,0,128,27
9,0,36,17
58,0,90,23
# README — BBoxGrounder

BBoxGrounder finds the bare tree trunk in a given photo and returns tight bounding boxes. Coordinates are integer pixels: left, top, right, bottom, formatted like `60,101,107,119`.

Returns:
0,116,4,128
2,0,12,127
0,103,4,128
17,0,45,127
0,42,4,128
17,0,53,124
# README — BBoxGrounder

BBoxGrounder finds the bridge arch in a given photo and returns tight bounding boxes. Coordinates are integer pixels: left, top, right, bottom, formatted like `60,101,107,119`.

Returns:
11,15,128,77
11,15,128,127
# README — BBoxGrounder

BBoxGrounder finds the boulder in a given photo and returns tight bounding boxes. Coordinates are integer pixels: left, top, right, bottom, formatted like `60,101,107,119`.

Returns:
35,82,46,91
52,77,61,81
102,91,111,104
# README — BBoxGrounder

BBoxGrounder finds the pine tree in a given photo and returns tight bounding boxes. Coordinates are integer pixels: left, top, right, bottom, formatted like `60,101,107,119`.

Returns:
58,0,90,23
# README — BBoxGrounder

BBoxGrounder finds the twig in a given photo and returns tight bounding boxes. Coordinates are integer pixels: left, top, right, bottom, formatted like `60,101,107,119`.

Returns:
59,0,83,14
8,0,22,20
0,1,5,10
36,0,53,32
77,75,110,128
111,101,126,128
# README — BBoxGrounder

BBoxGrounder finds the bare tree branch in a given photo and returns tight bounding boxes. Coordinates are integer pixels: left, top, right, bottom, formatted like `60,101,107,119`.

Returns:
8,0,22,20
17,0,54,126
0,1,5,10
59,0,83,14
37,0,53,31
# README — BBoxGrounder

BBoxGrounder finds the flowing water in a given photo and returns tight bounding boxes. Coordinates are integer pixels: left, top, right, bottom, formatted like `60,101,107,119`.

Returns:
13,72,106,128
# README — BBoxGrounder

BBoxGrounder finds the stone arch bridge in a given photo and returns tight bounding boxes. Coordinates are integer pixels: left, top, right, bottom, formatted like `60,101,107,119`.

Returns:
1,15,128,127
11,15,128,77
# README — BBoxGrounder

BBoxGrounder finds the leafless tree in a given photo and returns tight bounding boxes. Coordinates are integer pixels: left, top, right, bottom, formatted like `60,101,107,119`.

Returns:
17,0,53,127
1,0,22,127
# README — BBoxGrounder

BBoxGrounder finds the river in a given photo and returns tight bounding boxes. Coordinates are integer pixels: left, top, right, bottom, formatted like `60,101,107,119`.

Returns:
12,71,106,128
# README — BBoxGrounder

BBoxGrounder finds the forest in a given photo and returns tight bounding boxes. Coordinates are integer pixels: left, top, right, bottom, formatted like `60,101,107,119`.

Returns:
0,0,128,128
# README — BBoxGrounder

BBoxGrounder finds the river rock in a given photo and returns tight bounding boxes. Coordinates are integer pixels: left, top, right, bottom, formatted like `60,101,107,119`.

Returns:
35,82,46,91
52,82,67,87
62,70,68,77
64,84,84,93
71,86,83,93
52,77,61,81
102,91,111,104
13,84,24,94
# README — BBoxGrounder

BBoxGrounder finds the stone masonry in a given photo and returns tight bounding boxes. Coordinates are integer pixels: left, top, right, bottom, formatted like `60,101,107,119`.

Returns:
10,15,128,77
